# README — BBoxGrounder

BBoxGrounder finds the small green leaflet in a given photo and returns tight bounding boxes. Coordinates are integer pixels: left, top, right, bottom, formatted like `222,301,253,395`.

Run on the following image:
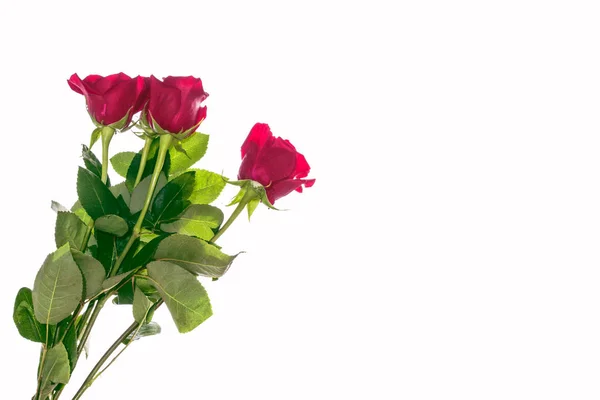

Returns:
13,287,47,343
160,204,223,240
95,214,129,237
41,342,70,387
55,211,86,251
111,151,137,178
71,249,105,299
168,133,209,175
76,167,119,220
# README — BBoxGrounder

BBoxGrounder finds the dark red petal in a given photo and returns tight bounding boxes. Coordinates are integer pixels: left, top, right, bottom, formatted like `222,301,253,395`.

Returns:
89,73,132,94
252,136,297,183
266,178,314,204
148,76,182,132
293,152,311,179
67,73,85,95
100,79,138,125
85,93,108,123
241,123,272,158
132,76,150,114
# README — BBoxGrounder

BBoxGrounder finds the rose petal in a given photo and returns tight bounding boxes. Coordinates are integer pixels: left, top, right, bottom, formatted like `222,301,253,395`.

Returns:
241,123,272,158
252,137,297,183
147,76,182,132
266,178,314,204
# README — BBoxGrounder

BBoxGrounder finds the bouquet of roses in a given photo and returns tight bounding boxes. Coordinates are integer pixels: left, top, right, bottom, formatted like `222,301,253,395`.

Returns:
12,73,314,399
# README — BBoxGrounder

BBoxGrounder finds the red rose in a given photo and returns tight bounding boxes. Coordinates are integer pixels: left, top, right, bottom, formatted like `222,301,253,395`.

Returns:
68,73,147,128
238,123,315,204
145,76,208,138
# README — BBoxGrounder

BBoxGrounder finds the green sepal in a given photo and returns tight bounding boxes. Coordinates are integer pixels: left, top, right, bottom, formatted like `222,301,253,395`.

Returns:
89,127,102,149
247,198,260,220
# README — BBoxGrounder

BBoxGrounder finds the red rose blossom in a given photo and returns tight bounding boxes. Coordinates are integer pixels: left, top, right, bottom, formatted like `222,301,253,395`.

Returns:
68,73,147,127
145,75,208,137
238,123,315,204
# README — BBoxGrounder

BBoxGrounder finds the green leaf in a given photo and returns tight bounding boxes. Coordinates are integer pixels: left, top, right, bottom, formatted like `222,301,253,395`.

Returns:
95,214,129,237
76,167,119,220
120,234,168,275
186,169,227,205
130,173,167,214
133,286,153,323
160,204,223,240
124,321,161,344
147,261,212,333
154,234,237,278
169,133,209,175
55,212,86,251
63,324,78,371
94,231,117,274
41,342,70,387
149,171,196,225
71,201,92,226
82,145,110,186
111,152,137,178
109,182,131,205
51,201,69,213
33,244,83,325
102,272,131,291
13,287,46,343
71,249,105,299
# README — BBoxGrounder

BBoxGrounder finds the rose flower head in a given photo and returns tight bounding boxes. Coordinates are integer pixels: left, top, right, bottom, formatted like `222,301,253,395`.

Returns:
238,123,315,204
68,73,147,129
144,75,208,139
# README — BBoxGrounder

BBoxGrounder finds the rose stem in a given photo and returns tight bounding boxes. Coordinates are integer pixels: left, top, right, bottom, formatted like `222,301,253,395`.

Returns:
133,136,153,187
75,134,173,358
69,179,250,399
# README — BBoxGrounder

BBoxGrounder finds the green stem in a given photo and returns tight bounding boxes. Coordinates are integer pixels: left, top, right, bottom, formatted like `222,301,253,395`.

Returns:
69,184,250,398
134,136,153,187
211,190,255,242
75,134,173,360
70,300,164,400
71,321,139,400
100,126,115,184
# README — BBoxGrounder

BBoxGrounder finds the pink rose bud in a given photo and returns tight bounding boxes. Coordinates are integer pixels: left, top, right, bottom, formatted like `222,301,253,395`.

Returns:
145,75,208,138
238,123,315,204
68,73,148,128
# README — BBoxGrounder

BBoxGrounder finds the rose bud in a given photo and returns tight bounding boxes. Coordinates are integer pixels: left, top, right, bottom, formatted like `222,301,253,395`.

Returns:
68,73,147,129
145,76,208,139
238,123,315,204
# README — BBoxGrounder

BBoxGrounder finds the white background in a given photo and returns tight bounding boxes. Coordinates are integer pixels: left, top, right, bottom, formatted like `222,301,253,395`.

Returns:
1,0,600,399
